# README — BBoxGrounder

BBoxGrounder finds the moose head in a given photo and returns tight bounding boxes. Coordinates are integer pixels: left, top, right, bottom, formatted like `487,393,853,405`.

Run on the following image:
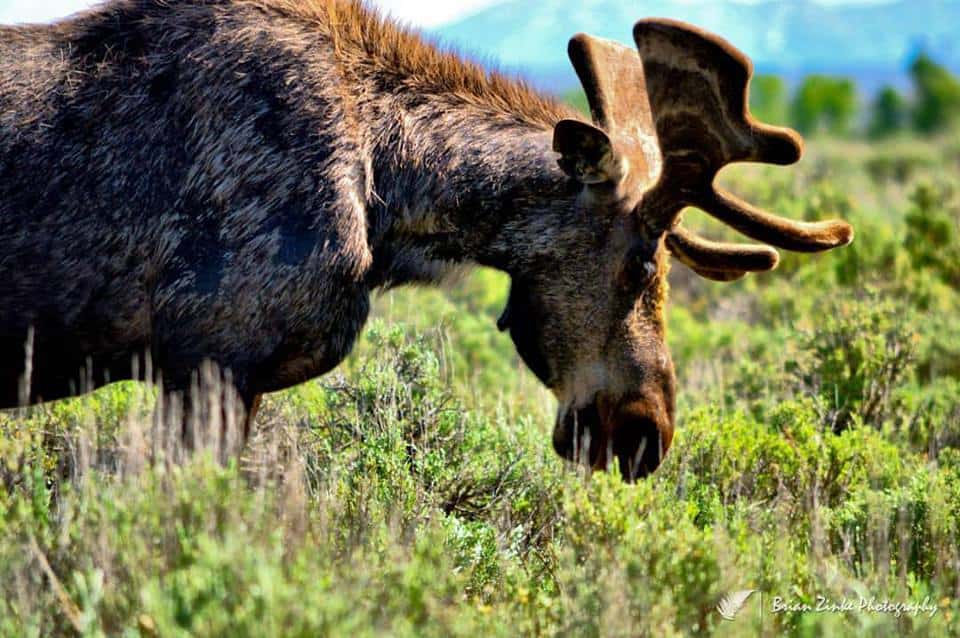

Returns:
495,19,853,481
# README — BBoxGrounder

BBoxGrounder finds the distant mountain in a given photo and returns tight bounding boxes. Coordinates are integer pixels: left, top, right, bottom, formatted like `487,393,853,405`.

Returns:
430,0,960,93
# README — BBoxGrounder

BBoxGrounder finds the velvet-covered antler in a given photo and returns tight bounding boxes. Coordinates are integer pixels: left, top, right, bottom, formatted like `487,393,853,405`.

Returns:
566,33,660,188
564,19,854,280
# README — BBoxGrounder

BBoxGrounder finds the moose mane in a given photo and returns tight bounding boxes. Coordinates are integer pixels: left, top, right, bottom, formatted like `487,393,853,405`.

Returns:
257,0,574,128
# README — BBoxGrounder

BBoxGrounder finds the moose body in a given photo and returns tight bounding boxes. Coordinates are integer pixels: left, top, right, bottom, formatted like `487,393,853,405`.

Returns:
0,0,852,479
1,0,547,411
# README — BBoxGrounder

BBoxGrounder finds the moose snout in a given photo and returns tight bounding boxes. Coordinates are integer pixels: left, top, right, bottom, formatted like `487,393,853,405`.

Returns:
554,393,674,482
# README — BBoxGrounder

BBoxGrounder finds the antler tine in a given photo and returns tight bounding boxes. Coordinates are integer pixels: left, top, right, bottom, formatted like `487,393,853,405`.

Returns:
666,225,779,272
633,19,854,255
700,188,854,252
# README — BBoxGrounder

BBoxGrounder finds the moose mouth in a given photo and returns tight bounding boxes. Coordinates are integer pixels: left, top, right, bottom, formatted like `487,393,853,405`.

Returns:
553,398,667,482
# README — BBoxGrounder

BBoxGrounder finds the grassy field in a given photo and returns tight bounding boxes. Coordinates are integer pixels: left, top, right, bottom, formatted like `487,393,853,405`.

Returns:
2,134,960,636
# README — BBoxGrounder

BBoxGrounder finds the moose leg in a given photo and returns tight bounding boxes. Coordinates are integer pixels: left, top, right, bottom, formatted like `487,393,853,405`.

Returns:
160,362,253,460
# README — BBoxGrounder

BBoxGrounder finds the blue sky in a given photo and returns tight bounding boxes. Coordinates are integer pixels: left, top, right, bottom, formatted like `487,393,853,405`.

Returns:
0,0,899,28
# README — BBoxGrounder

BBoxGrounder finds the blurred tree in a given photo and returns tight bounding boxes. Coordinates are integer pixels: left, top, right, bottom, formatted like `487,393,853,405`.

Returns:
750,74,789,126
910,52,960,134
791,75,857,137
868,86,907,139
904,181,960,289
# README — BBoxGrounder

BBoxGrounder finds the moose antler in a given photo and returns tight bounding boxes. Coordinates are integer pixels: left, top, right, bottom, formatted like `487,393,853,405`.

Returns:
566,19,854,281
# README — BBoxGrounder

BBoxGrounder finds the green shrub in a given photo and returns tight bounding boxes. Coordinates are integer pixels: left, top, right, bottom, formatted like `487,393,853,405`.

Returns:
786,295,918,430
904,181,960,289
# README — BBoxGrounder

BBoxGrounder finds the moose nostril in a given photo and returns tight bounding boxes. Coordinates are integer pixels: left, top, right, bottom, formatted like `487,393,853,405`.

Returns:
611,400,674,482
553,399,674,481
613,420,661,481
554,403,601,464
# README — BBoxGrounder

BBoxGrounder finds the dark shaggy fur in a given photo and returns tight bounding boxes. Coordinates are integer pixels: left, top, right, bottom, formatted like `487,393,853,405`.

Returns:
1,1,564,391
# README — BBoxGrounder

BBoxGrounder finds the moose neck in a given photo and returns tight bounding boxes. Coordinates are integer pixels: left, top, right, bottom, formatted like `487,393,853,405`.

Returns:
365,107,571,287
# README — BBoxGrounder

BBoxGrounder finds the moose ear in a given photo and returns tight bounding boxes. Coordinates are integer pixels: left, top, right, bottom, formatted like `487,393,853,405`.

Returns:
552,119,625,185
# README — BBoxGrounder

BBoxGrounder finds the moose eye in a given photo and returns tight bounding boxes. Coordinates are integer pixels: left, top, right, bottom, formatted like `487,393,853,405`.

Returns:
621,239,660,285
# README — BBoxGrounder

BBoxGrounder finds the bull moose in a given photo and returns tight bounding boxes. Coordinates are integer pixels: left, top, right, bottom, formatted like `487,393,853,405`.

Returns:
0,0,853,480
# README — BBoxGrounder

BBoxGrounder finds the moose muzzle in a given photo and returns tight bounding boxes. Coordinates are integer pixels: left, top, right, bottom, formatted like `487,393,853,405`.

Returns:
554,392,674,482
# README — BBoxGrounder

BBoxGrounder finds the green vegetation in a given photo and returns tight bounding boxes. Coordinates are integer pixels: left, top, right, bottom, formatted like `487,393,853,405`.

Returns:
791,75,858,137
3,135,960,635
749,74,790,127
780,54,960,139
911,54,960,135
869,86,908,140
784,53,960,139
